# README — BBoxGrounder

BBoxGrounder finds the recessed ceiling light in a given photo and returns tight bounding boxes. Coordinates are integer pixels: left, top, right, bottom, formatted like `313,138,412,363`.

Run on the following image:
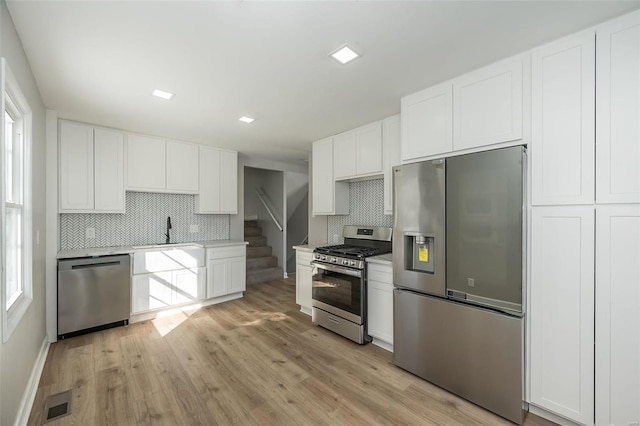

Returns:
152,89,174,100
330,45,359,64
239,116,255,123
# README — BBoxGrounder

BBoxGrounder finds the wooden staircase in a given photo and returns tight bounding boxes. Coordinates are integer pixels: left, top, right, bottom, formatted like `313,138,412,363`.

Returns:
245,220,283,285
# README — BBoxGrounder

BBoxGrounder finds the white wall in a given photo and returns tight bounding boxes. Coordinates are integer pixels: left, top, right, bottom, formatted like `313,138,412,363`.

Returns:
0,1,48,424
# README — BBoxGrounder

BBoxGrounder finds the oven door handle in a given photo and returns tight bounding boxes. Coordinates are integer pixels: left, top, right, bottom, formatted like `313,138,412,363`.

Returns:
311,261,363,278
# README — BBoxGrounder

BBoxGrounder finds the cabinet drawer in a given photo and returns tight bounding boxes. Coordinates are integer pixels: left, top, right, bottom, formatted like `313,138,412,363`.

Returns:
368,263,393,284
133,247,205,274
296,251,313,266
207,245,246,260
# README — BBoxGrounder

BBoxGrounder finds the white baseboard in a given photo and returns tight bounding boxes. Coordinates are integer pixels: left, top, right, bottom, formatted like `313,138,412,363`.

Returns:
528,403,583,426
130,293,244,324
14,336,50,426
371,338,393,353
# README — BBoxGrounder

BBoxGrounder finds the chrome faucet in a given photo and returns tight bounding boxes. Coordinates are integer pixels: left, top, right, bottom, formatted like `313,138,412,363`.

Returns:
165,216,172,244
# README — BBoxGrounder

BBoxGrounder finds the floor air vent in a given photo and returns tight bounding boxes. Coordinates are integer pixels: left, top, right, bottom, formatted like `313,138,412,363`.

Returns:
41,390,71,424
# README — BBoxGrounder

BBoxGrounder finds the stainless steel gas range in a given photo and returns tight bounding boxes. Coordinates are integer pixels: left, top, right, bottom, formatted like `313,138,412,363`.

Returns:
311,226,392,344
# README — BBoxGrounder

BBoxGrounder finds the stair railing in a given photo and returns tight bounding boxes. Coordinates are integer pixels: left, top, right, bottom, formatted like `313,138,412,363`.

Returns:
286,234,309,263
256,188,283,232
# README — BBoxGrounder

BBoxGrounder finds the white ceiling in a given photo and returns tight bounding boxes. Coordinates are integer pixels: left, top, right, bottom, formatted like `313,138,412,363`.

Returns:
6,1,640,163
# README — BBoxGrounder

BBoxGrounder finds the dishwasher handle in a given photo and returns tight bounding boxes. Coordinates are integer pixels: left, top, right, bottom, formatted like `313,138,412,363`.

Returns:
71,261,122,270
58,255,131,272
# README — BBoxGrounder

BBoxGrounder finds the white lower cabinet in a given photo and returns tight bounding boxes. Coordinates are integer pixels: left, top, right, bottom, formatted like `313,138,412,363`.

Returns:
132,268,205,314
367,262,393,347
295,250,313,315
595,205,640,426
530,206,594,425
206,245,246,298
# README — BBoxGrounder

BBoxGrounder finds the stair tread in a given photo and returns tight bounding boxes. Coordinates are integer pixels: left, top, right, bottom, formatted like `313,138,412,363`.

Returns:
246,266,282,276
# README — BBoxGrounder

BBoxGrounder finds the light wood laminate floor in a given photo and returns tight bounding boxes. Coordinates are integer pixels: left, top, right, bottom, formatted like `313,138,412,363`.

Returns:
29,277,554,425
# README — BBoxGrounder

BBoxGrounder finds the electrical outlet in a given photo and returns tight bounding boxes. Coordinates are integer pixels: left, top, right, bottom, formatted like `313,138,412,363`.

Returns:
86,227,96,239
36,230,40,245
467,278,475,287
333,234,340,243
189,224,199,233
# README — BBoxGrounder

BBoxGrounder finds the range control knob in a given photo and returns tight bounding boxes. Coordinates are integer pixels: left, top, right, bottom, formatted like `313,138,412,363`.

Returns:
350,260,356,266
342,260,348,265
321,255,327,261
330,257,337,263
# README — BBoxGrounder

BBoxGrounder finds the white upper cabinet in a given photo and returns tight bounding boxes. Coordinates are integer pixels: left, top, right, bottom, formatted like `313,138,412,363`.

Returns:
356,122,383,176
333,131,357,179
531,31,596,206
383,115,401,215
453,56,523,151
195,147,237,214
59,121,125,213
166,141,199,193
530,206,594,425
93,129,125,212
401,82,453,162
333,122,383,180
595,205,640,426
596,11,640,204
59,121,94,211
126,134,166,191
219,150,238,213
312,137,349,215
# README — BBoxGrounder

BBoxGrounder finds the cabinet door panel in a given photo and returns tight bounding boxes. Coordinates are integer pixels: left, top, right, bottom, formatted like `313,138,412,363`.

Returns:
59,121,94,211
228,257,246,294
401,82,453,161
596,205,640,426
532,32,595,205
207,259,227,298
383,115,401,215
296,264,313,314
357,123,383,175
333,131,357,179
94,129,124,212
219,150,238,213
453,57,523,150
312,138,334,214
131,272,173,313
530,206,594,425
596,11,640,203
166,141,199,193
196,147,221,213
173,268,204,305
126,134,166,190
367,279,393,344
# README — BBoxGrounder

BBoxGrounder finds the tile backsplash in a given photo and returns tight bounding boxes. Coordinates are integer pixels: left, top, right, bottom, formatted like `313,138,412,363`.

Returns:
60,192,229,250
327,179,393,244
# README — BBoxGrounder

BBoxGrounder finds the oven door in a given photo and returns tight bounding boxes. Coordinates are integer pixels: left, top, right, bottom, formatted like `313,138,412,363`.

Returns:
311,261,364,324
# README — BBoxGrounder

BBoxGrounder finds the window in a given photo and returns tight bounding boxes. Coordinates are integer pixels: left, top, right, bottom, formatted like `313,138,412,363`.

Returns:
1,58,32,342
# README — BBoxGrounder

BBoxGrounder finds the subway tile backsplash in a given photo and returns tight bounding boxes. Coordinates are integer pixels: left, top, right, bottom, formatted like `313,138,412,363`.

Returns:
60,192,229,250
327,179,393,244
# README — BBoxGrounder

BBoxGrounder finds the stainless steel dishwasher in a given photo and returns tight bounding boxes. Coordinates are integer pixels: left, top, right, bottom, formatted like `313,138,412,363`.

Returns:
58,255,131,339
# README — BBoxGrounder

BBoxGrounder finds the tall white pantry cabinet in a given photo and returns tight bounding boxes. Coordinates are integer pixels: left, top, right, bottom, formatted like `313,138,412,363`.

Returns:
529,10,640,426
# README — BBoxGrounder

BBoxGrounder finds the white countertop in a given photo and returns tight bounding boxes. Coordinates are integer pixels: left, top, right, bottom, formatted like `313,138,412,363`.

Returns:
292,244,318,253
57,239,248,259
366,253,393,265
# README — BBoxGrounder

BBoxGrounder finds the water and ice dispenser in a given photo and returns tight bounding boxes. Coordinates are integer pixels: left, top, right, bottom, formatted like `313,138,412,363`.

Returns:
404,233,435,273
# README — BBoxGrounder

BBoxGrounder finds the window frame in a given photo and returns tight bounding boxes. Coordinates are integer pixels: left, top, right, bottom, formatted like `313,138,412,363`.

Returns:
1,58,33,342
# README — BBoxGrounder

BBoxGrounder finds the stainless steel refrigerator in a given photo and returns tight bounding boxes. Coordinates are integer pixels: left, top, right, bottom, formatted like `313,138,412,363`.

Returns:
392,146,526,425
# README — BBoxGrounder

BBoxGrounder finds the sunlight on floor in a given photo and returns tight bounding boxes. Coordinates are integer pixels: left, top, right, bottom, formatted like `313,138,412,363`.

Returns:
151,303,202,336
